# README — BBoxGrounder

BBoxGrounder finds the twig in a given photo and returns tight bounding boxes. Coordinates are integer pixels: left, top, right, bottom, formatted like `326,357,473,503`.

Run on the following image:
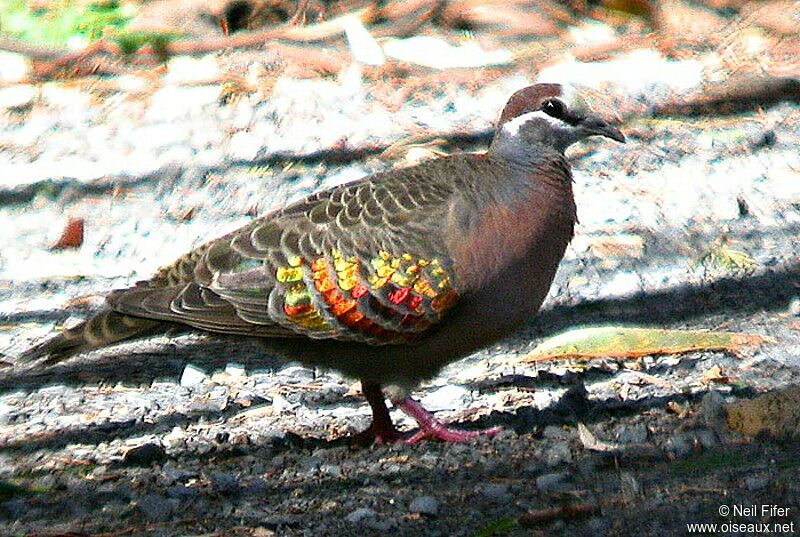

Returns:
518,503,600,527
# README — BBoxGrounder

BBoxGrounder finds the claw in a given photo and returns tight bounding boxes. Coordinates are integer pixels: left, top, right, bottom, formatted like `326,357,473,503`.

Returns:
396,396,501,444
356,381,500,445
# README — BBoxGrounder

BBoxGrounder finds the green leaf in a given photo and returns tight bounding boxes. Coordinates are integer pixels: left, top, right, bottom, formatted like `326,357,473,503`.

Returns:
474,517,518,537
522,325,767,362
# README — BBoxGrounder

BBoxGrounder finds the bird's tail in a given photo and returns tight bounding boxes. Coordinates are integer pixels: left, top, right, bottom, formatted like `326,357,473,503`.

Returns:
19,309,161,364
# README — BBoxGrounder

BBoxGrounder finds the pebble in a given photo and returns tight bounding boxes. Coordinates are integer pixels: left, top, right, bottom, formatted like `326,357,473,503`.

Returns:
211,472,240,494
616,423,648,444
346,507,377,524
136,494,174,521
0,52,30,83
694,429,718,449
0,85,36,111
420,385,469,411
588,517,612,534
320,464,343,478
599,271,641,298
545,443,573,466
481,483,510,502
665,433,693,458
619,471,642,501
789,297,800,317
225,363,247,377
536,471,570,493
229,130,265,161
542,425,567,439
699,390,728,434
146,86,220,121
180,364,208,387
278,365,316,380
744,475,769,491
123,443,167,466
165,56,221,85
409,495,439,516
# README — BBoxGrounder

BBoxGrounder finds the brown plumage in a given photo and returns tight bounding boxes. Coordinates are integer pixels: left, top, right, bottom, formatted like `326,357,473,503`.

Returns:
21,83,625,443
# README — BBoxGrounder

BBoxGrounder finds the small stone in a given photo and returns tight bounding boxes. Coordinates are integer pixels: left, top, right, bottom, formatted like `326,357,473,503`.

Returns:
229,130,264,162
166,484,199,499
366,517,396,532
789,297,800,317
665,433,693,458
180,364,208,387
420,385,469,411
695,429,718,449
165,56,220,84
320,464,343,478
123,443,166,466
600,271,640,298
619,471,642,502
0,85,36,111
542,425,566,439
0,52,30,83
159,462,187,483
278,364,316,380
699,390,727,434
536,471,570,493
146,86,220,121
346,507,376,524
136,494,174,521
588,517,612,534
225,363,247,377
616,423,648,444
211,472,240,494
744,474,768,491
409,495,439,516
481,483,510,502
162,426,187,452
545,443,573,466
41,84,90,109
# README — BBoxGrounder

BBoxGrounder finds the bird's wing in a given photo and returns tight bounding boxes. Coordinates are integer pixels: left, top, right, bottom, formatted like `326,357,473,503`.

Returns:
109,158,467,344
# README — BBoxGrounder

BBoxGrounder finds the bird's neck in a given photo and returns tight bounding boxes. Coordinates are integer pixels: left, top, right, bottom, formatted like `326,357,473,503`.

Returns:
481,141,574,202
445,150,576,293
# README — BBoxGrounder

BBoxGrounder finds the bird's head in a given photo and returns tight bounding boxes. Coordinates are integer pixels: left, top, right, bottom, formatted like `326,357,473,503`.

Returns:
491,83,625,157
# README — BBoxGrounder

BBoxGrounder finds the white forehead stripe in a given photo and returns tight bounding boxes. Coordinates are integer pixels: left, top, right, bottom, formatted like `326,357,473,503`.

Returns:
502,110,569,136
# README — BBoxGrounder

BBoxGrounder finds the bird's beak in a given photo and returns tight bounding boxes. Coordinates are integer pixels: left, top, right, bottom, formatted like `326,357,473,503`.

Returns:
581,115,626,143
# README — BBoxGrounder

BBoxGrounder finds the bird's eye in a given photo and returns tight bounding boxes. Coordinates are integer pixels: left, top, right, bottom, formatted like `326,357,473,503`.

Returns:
541,99,566,119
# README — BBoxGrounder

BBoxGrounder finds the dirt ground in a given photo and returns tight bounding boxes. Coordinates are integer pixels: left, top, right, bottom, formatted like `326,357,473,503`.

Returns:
2,1,800,535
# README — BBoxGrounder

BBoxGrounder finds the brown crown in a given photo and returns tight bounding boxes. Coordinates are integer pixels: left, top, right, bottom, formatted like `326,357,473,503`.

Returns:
498,84,563,126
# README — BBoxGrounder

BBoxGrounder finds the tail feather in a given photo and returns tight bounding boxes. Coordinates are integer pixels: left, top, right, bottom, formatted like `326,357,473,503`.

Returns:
19,308,162,364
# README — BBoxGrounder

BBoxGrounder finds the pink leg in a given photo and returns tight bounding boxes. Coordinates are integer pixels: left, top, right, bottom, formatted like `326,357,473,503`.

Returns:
353,381,404,445
396,396,502,444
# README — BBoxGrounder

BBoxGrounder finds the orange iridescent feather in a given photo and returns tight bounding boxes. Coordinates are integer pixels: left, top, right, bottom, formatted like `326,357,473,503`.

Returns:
275,251,456,341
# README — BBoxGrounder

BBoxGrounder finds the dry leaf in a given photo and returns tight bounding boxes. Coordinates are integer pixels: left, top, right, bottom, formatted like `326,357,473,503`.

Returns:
578,422,620,452
346,380,363,397
701,365,729,385
667,400,690,418
50,217,84,250
521,326,767,362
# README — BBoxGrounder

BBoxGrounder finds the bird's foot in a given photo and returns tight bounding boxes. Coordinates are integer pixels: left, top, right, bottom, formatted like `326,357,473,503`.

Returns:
353,420,404,446
356,381,405,445
396,397,501,444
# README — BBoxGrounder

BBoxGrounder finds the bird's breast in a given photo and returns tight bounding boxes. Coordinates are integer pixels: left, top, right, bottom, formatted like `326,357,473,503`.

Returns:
447,183,576,293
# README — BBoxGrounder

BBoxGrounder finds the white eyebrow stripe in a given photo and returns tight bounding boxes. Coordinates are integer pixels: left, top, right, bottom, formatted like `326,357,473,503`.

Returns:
502,110,568,136
558,83,577,109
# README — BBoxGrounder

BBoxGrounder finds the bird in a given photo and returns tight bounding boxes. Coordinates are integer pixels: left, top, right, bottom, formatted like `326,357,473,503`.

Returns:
20,83,625,444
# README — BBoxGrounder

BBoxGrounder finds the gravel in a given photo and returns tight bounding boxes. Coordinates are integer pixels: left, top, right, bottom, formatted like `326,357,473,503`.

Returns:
409,495,439,516
1,37,799,537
